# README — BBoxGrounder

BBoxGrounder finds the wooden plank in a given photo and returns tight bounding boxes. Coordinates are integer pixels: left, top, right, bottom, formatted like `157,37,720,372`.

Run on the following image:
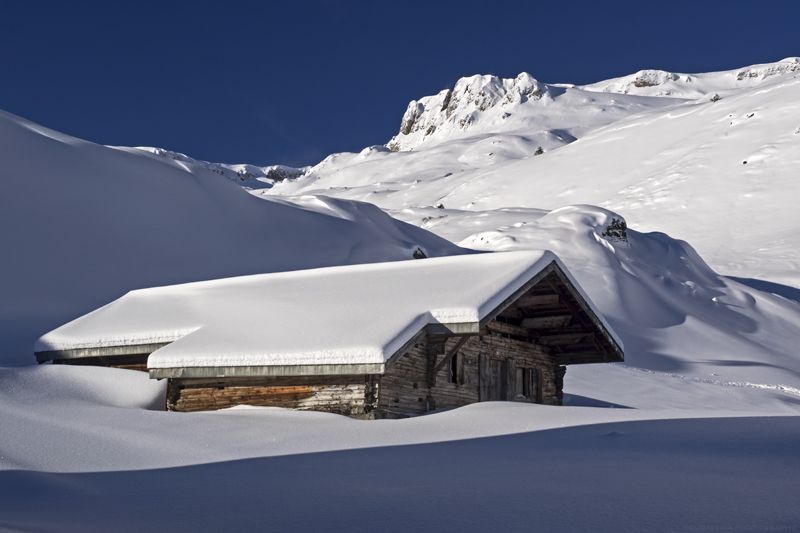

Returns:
535,368,544,404
478,262,556,329
486,321,532,338
517,294,559,307
479,353,491,401
432,335,469,374
538,333,594,346
521,315,573,328
504,358,516,401
553,351,606,365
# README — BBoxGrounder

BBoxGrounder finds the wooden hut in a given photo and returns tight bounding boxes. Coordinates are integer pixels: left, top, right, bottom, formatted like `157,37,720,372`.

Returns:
35,251,623,418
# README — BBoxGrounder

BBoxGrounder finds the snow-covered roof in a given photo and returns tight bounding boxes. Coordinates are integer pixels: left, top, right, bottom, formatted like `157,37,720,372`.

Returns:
35,251,621,378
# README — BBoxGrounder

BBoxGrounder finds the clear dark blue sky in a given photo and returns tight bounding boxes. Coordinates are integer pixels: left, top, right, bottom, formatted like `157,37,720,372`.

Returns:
1,0,797,167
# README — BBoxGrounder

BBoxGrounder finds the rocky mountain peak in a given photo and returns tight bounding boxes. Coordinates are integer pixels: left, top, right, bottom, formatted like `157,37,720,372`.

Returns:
388,72,545,152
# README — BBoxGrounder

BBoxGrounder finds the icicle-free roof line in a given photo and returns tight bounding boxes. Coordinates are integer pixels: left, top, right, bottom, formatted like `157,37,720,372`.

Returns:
35,251,623,378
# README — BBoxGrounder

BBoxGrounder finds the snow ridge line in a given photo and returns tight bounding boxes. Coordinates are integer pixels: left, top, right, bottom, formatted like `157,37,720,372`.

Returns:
616,364,800,398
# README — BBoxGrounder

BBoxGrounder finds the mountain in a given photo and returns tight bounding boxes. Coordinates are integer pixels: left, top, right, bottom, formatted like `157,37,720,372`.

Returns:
270,57,800,287
261,58,800,396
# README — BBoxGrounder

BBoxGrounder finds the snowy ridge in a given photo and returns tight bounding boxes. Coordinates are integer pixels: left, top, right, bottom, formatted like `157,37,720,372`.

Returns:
384,58,800,154
133,146,307,188
580,57,800,97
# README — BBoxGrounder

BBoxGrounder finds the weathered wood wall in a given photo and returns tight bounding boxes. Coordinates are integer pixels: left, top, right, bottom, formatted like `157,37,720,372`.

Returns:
166,330,561,417
377,330,560,417
167,375,378,417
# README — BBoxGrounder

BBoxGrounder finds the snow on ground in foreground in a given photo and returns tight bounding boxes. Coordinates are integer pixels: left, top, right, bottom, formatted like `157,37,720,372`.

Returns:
0,109,463,366
0,365,798,531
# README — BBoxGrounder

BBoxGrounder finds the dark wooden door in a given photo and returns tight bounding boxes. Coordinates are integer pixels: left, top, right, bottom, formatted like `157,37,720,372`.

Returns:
479,355,516,402
489,359,504,401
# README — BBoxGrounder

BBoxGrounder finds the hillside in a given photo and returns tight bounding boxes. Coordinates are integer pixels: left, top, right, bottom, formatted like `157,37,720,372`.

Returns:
270,57,800,287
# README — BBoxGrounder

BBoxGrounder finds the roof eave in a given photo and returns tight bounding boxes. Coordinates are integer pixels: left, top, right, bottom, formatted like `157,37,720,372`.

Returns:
149,363,386,379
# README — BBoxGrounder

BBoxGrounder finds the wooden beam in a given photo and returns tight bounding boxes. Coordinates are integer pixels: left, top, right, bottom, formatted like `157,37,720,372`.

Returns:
433,335,470,375
538,332,594,346
553,351,606,365
517,294,559,307
521,315,573,328
486,321,533,338
545,278,592,332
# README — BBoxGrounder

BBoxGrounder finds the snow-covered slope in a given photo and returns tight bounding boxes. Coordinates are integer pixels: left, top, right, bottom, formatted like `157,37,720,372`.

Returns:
0,109,464,366
269,57,800,287
383,57,799,153
263,57,800,400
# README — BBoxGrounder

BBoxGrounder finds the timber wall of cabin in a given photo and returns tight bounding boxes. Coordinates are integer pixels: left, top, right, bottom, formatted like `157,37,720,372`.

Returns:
166,331,562,418
377,331,561,418
167,375,379,418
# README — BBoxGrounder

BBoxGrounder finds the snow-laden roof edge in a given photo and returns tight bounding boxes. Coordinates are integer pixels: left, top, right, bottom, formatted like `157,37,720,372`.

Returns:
34,251,623,376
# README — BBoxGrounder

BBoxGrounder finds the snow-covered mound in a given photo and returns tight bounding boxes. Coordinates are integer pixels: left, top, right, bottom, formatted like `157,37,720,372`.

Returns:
134,146,307,189
0,109,464,366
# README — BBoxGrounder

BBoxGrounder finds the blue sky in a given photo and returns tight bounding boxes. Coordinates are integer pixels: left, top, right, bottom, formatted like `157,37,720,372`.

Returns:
1,0,797,167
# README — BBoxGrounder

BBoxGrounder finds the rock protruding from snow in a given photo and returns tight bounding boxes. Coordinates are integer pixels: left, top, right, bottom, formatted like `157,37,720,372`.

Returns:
733,57,800,81
585,69,681,95
387,73,546,152
134,147,307,188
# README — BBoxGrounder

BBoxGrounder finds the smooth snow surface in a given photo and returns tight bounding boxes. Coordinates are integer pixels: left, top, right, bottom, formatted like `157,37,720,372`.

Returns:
1,365,798,531
0,109,463,366
37,251,619,370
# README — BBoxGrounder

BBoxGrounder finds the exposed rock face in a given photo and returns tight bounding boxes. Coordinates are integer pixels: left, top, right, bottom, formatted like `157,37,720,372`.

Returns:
387,72,546,152
735,57,800,80
601,218,629,244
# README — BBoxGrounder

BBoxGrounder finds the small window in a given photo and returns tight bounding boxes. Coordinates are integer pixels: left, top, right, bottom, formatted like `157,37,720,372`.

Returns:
516,368,533,398
448,352,464,385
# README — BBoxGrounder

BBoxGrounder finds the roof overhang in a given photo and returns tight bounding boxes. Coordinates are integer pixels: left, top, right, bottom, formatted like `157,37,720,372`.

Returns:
35,342,170,363
149,363,386,379
37,255,623,377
